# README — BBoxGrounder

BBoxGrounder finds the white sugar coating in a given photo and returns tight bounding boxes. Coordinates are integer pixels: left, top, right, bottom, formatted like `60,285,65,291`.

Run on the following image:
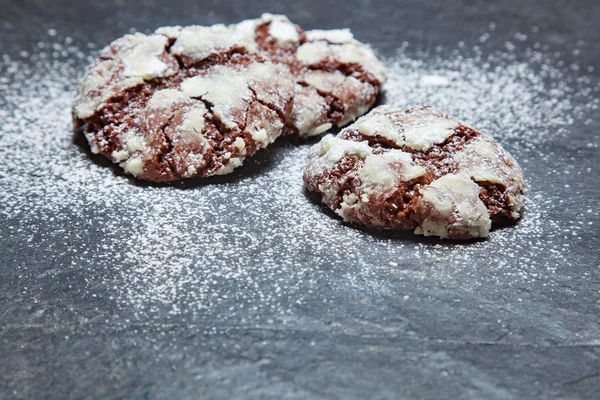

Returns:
247,103,284,149
154,25,182,39
72,58,136,119
181,62,284,130
73,33,177,120
169,24,257,61
268,18,300,44
147,88,188,109
289,85,329,136
214,156,243,175
358,153,402,190
121,33,171,79
179,105,208,141
454,135,526,218
234,137,246,152
1,29,599,331
357,114,404,145
174,104,210,178
361,105,459,151
120,128,147,153
305,29,354,44
112,129,147,165
338,43,388,84
296,41,388,85
318,135,372,165
333,76,378,127
311,123,333,135
303,70,346,93
403,118,457,151
455,137,504,184
122,156,144,176
296,41,330,65
251,128,268,146
417,173,492,238
300,69,374,131
357,150,425,192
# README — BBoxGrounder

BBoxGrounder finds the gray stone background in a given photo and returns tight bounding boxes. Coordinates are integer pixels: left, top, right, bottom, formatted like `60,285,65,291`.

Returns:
1,0,599,398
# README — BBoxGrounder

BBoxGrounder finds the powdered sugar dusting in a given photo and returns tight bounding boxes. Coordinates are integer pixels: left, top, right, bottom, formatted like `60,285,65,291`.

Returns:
1,27,599,329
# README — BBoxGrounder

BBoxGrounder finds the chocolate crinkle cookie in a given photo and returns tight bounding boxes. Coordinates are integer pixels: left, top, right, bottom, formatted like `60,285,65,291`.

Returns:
73,14,387,182
72,24,294,182
303,106,526,239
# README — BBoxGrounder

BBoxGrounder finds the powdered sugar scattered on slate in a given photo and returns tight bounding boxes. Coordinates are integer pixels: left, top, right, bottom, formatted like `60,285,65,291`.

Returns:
1,27,599,328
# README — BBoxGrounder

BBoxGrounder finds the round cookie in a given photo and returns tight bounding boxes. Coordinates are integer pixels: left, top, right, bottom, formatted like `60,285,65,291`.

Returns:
303,106,526,239
73,30,294,182
154,14,387,137
73,15,386,181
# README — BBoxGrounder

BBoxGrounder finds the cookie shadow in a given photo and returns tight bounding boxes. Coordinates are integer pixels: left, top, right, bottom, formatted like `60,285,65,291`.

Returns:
304,187,523,245
72,128,305,189
374,88,387,108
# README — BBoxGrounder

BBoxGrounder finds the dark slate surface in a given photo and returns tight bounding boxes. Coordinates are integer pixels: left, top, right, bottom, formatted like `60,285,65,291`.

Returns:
1,0,599,399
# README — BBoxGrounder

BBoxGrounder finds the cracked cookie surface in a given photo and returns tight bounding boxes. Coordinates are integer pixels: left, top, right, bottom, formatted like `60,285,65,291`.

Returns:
303,106,526,239
73,29,294,182
73,14,387,182
250,14,387,137
136,14,387,138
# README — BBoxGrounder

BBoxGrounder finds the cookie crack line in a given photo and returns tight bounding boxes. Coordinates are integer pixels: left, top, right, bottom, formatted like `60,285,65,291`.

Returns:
247,86,286,124
173,47,254,71
162,34,179,62
188,93,246,137
171,52,186,71
307,62,380,89
303,106,526,240
308,82,348,125
155,112,176,170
